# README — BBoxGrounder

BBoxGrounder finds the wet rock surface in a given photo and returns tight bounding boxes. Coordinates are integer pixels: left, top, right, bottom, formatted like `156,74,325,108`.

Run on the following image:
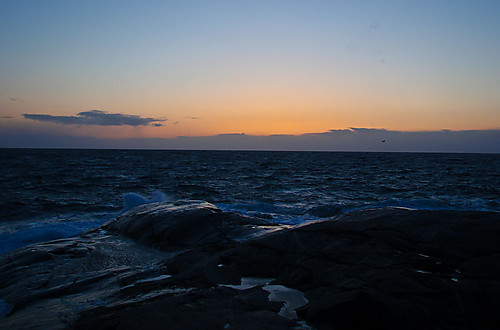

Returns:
102,200,282,249
1,202,500,329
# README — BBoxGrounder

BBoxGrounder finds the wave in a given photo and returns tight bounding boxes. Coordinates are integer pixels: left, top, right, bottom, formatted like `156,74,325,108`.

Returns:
0,191,171,255
121,190,170,213
1,189,498,256
0,215,107,255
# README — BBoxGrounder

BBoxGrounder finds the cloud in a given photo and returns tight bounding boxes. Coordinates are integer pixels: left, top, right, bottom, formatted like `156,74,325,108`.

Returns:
172,121,180,125
1,126,499,153
9,97,18,102
0,116,13,119
348,127,388,133
186,116,200,120
23,110,166,127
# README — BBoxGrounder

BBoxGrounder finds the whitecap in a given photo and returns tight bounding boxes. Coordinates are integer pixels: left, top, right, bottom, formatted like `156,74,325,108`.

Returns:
121,190,170,213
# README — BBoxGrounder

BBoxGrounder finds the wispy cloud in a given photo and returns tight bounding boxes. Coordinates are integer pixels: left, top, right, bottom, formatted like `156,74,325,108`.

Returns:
186,116,200,120
23,110,166,127
0,116,13,119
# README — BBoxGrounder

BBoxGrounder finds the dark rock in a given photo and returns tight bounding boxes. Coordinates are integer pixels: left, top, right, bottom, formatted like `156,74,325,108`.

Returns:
1,203,500,329
102,200,282,249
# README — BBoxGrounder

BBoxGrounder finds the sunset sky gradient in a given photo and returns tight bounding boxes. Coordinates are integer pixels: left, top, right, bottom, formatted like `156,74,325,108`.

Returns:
1,1,499,150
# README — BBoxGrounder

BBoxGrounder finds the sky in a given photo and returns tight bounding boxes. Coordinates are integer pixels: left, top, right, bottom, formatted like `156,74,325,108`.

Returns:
1,1,499,151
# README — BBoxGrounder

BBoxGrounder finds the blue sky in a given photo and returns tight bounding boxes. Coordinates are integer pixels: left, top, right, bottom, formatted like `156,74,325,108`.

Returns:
1,1,499,151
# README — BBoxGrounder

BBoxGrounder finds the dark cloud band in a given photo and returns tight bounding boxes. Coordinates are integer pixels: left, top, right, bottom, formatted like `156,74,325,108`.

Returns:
1,125,499,153
23,110,165,127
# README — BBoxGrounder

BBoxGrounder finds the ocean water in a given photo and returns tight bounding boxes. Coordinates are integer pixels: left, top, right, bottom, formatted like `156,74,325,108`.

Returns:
1,149,499,254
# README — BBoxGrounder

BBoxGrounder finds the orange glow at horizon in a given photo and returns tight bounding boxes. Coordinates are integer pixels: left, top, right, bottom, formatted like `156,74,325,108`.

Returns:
1,1,499,145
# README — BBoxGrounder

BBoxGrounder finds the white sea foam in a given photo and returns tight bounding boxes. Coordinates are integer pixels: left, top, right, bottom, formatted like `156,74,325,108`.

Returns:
0,216,107,255
0,190,171,256
121,190,170,213
216,203,317,225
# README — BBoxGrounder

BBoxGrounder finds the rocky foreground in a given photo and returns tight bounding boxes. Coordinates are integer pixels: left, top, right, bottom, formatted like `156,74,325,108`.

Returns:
1,201,500,329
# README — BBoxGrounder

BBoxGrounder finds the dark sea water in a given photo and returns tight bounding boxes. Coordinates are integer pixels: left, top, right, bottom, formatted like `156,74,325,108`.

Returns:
1,148,499,254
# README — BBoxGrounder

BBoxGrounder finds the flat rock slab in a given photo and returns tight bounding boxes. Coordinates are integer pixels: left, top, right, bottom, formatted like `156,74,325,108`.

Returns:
1,202,500,329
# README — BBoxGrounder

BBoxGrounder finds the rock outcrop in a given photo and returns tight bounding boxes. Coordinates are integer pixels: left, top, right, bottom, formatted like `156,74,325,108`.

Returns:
102,200,283,248
1,202,500,329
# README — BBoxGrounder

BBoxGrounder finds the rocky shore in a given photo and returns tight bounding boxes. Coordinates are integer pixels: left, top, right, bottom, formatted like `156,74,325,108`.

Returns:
1,201,500,329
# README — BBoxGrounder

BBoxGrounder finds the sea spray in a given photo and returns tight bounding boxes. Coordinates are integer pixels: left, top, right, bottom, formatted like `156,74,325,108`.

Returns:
121,190,170,213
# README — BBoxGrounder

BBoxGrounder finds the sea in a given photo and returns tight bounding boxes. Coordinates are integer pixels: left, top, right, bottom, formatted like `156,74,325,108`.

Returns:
1,149,499,255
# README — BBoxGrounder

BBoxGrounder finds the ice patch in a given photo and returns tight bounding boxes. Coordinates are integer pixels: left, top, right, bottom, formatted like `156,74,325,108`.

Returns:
220,277,308,320
263,285,309,319
220,277,274,290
